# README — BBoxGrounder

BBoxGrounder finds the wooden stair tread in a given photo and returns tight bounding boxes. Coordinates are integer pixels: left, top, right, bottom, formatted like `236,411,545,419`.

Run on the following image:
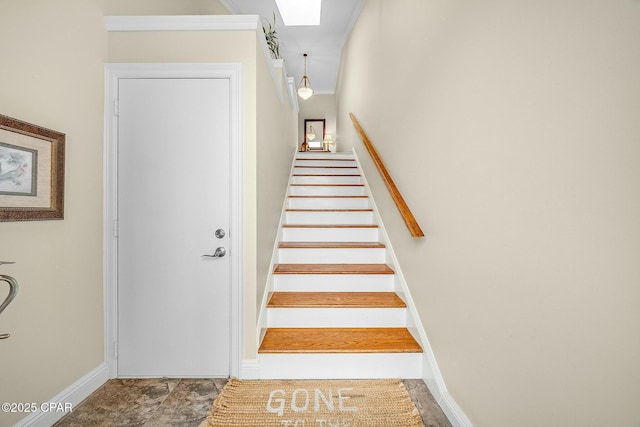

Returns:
274,264,395,275
267,292,405,308
282,224,378,228
278,242,385,249
258,328,422,353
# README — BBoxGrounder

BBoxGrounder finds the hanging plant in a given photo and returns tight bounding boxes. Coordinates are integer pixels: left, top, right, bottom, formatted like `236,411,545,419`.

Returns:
263,12,281,59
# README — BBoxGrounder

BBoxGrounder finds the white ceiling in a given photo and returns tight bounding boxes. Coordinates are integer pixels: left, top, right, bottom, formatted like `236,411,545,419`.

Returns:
220,0,365,94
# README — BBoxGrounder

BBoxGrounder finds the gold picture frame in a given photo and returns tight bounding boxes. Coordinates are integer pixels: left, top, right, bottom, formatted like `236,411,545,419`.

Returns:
0,114,65,221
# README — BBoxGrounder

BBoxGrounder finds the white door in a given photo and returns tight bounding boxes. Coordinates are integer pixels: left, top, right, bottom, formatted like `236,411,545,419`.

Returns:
117,78,230,377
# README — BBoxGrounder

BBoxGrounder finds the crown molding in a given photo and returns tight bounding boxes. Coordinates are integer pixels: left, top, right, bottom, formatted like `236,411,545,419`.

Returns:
104,15,260,32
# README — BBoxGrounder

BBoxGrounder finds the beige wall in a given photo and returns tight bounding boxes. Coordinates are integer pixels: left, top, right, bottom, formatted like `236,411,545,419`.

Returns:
298,94,337,148
104,0,229,15
336,1,640,426
0,1,107,425
0,0,295,424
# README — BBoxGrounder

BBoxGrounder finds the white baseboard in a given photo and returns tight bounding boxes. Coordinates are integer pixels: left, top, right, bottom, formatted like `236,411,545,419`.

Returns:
14,364,108,427
241,359,260,379
439,391,474,427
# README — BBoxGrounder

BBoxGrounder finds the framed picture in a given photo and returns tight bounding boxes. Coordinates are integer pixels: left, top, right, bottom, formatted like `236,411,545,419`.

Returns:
304,119,326,150
0,114,65,221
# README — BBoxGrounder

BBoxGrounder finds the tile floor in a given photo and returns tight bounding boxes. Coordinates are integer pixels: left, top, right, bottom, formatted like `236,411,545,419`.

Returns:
54,378,452,427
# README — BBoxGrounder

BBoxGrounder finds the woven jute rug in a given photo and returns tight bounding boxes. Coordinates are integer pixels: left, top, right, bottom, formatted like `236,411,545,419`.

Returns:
200,378,423,427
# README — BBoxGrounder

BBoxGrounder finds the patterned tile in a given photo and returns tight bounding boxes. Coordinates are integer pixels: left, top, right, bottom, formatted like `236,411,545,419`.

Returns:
144,379,226,426
403,379,452,427
57,378,451,427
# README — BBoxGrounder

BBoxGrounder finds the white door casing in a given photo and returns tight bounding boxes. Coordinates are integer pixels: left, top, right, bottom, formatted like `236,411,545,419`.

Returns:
104,63,242,378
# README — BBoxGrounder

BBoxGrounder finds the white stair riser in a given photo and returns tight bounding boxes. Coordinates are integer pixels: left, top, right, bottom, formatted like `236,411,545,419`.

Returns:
278,247,386,264
282,227,379,242
285,211,374,225
293,167,360,175
289,186,365,196
288,197,370,209
267,308,406,327
295,160,357,167
296,153,354,160
259,353,423,379
292,175,362,184
273,274,394,292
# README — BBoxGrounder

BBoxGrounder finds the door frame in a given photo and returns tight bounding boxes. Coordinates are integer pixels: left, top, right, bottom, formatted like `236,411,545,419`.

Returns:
104,63,243,378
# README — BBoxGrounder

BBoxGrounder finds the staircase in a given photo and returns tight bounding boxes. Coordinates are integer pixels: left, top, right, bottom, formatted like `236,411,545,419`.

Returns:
258,151,423,379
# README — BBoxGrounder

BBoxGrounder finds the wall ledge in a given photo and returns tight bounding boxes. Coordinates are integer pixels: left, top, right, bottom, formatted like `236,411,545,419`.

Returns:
104,14,260,31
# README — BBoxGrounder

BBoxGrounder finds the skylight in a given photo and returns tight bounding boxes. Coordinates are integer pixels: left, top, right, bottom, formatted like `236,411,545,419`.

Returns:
275,0,321,26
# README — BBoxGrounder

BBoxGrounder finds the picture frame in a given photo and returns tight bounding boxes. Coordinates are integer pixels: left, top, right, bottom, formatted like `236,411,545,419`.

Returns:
0,114,65,221
304,118,326,151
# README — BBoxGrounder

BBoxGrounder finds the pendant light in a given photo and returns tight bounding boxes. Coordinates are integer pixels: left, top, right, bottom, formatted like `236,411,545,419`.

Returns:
297,53,314,100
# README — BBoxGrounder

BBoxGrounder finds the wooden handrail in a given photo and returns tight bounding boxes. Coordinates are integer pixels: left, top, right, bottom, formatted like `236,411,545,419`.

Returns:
350,113,425,238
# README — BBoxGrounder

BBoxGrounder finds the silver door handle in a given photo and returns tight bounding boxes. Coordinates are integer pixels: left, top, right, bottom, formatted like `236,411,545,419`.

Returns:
202,247,226,258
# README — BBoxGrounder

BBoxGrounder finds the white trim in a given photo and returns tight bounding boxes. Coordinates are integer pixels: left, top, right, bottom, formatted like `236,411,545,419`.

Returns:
352,148,473,427
272,60,297,111
287,77,300,113
103,63,243,379
103,65,119,379
14,364,108,427
104,14,260,32
256,148,298,351
104,15,285,104
440,392,475,427
241,359,260,379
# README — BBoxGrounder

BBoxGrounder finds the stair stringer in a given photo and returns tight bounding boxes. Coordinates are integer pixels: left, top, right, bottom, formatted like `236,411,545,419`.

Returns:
256,148,299,355
350,148,449,401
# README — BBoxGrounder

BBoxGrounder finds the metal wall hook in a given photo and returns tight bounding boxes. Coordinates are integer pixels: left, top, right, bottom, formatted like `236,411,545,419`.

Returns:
1,261,18,340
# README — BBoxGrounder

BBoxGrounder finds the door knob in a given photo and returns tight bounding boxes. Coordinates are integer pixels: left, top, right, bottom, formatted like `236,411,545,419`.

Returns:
215,229,225,239
202,247,226,258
